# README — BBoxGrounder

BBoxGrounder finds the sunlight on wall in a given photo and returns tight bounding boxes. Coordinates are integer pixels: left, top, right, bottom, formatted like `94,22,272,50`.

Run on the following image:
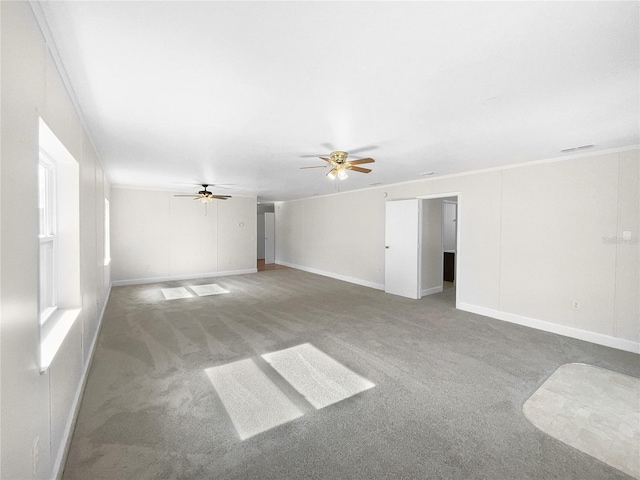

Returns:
205,343,375,439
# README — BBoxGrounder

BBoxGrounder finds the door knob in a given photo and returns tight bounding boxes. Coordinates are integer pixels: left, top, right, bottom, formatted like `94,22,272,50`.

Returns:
385,246,389,249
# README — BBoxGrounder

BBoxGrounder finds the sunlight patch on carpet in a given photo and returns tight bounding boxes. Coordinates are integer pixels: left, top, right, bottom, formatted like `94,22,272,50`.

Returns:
523,363,640,479
262,343,375,409
161,287,193,300
205,358,303,440
190,284,229,296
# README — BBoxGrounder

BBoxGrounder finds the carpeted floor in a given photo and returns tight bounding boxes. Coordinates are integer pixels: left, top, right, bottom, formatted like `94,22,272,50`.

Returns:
63,268,640,480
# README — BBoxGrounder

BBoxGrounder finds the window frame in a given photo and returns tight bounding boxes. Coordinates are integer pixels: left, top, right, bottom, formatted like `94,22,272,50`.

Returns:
38,151,58,326
104,198,111,266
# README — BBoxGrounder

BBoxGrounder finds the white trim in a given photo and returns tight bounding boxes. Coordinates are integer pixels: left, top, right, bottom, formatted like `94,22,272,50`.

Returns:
111,268,258,287
39,308,81,373
52,284,112,480
416,192,462,200
277,261,385,291
458,302,640,354
421,286,443,297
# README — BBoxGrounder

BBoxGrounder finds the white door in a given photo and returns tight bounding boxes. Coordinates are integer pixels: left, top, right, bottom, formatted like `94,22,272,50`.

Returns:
385,199,420,299
264,212,275,264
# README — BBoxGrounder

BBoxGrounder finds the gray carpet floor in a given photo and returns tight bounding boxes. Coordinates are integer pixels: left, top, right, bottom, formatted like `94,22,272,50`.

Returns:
63,268,640,480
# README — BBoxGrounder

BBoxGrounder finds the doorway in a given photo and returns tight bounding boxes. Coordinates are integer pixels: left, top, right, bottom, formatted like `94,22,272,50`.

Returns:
264,212,275,264
441,198,458,292
257,204,276,270
420,194,458,304
384,194,460,306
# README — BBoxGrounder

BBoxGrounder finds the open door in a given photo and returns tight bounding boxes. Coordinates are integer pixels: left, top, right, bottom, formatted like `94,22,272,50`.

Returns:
264,212,275,264
385,199,420,299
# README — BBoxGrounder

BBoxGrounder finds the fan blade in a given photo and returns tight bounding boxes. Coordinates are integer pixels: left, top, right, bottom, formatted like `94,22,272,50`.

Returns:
300,166,327,169
348,166,372,173
319,157,333,163
173,182,235,186
300,143,335,157
348,158,375,165
348,145,378,155
212,195,230,200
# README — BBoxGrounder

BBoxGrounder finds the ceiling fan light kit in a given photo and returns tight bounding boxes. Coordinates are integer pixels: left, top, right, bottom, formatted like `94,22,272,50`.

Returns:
174,184,232,202
303,150,375,181
173,184,232,216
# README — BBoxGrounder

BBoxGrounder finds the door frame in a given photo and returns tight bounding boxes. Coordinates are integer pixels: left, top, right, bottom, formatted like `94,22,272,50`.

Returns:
417,192,461,309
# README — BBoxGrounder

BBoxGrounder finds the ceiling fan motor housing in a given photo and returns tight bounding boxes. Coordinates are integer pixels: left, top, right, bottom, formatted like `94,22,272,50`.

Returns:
330,151,348,165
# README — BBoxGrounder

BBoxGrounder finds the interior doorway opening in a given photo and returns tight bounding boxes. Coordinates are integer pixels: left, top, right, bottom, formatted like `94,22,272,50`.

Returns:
419,195,458,304
383,193,460,306
257,203,275,271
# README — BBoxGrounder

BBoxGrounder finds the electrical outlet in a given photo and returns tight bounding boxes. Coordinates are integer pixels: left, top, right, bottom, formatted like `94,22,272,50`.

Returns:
572,301,579,310
32,436,40,475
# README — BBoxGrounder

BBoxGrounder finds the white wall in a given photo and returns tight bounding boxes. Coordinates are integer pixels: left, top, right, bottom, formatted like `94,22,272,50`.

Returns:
110,188,257,284
276,149,640,353
421,199,444,295
0,3,111,479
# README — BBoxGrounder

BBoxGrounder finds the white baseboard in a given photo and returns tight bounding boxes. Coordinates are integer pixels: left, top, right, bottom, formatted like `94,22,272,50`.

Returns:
52,284,112,480
421,286,443,297
111,268,258,287
277,261,384,291
458,302,640,354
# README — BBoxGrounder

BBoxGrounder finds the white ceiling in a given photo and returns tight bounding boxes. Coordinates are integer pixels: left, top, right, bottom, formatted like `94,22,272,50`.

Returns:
39,1,639,202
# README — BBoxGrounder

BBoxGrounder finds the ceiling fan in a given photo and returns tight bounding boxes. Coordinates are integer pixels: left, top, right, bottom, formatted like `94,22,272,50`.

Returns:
301,151,375,180
174,184,232,203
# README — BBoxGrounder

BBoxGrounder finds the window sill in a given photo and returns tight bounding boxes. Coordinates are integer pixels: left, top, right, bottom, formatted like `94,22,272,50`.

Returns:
40,307,81,373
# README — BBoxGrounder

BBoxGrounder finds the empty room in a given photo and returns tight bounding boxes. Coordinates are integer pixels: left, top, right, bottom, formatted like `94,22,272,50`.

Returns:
1,1,639,480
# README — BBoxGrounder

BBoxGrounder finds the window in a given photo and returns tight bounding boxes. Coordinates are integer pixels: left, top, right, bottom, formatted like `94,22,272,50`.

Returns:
104,198,111,266
39,154,57,324
38,118,81,372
